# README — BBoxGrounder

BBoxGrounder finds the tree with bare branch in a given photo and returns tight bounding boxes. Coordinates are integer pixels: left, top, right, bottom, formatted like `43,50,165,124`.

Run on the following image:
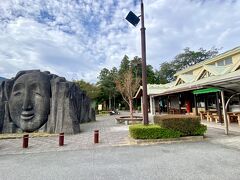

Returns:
115,69,140,119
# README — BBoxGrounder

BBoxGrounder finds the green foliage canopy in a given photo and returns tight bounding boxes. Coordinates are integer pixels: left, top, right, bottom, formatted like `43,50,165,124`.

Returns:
97,67,118,101
155,47,219,83
75,80,100,100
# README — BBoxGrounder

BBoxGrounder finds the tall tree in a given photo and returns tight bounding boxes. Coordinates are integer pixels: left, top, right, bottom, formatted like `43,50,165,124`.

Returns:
131,56,157,84
131,56,142,79
156,47,219,83
115,69,140,119
118,55,130,77
75,80,100,100
97,67,118,109
155,62,175,84
173,47,219,71
146,65,156,84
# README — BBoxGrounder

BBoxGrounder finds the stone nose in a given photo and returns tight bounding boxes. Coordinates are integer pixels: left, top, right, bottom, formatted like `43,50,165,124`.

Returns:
22,104,33,111
22,93,33,111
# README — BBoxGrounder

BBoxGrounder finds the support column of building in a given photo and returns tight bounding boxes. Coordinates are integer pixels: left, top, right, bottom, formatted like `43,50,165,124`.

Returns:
149,96,153,115
141,96,143,114
220,90,229,135
216,92,223,123
204,95,208,111
152,97,156,115
178,94,181,114
167,96,170,114
158,97,161,114
194,94,198,116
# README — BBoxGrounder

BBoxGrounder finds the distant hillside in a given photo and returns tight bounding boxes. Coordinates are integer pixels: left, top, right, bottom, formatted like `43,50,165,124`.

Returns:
0,77,6,83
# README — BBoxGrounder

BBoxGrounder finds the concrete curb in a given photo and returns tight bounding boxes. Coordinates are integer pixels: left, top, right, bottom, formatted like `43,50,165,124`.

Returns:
129,136,204,145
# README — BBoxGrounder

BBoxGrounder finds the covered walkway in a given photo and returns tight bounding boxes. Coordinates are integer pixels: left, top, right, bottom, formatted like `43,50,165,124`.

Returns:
135,46,240,135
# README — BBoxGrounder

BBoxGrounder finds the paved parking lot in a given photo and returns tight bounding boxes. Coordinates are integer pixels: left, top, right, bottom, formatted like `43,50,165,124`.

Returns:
1,112,240,180
1,112,240,156
1,140,240,180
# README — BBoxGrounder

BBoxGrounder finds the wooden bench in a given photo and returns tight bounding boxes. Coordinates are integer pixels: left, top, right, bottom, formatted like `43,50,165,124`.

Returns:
227,112,240,126
213,115,222,123
205,110,218,122
206,114,215,122
199,111,207,121
205,114,222,123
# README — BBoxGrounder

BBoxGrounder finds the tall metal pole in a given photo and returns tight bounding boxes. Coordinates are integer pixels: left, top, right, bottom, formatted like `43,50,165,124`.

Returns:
140,0,149,125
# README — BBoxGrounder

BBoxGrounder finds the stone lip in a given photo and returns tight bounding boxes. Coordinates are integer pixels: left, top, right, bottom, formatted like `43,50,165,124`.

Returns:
116,116,143,119
129,135,204,145
115,116,143,125
0,132,58,140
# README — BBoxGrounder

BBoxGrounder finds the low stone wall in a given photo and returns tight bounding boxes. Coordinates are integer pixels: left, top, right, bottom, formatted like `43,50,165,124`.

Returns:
115,116,143,125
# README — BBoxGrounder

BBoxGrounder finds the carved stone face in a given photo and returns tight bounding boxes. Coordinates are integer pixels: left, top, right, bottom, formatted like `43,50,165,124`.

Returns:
8,72,50,132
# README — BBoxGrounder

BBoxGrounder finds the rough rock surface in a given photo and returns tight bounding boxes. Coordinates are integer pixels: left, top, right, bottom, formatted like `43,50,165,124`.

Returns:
0,70,95,134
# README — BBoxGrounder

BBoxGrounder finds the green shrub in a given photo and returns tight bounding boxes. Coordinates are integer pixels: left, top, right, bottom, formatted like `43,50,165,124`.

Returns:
153,115,207,136
193,124,207,136
129,124,181,139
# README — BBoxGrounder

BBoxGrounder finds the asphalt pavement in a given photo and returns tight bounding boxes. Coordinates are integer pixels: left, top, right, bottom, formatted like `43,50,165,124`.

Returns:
1,112,240,180
0,141,240,180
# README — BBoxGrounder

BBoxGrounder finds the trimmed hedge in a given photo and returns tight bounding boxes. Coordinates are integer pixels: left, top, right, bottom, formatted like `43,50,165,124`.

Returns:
153,115,207,136
129,124,181,139
193,124,207,136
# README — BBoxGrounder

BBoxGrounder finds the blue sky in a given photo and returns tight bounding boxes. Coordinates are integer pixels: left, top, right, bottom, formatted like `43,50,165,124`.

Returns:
0,0,240,82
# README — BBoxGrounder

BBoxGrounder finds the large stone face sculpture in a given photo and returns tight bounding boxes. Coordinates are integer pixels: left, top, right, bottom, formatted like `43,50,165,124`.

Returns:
0,70,95,134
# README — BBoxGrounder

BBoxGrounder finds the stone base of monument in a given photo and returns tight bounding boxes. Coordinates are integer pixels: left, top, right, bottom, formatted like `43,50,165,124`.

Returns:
115,116,143,125
0,132,58,140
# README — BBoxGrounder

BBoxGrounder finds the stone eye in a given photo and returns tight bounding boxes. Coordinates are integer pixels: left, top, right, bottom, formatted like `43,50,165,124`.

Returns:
13,91,22,96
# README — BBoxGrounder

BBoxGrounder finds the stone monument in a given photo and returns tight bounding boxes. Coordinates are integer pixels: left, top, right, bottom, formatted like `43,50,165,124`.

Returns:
0,70,95,134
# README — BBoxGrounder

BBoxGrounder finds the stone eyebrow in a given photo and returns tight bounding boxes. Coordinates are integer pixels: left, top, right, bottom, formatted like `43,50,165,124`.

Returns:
12,83,24,92
30,82,40,91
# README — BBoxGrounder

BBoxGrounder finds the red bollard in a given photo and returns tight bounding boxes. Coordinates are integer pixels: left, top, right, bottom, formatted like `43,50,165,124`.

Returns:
59,132,64,146
23,134,29,148
94,130,99,144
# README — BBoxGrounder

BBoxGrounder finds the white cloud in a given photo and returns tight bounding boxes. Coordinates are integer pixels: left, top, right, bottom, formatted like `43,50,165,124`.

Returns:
0,0,240,82
144,0,240,67
0,18,97,79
